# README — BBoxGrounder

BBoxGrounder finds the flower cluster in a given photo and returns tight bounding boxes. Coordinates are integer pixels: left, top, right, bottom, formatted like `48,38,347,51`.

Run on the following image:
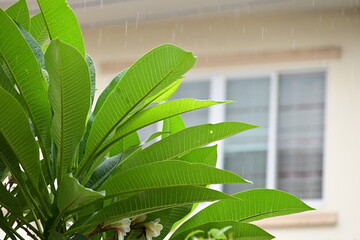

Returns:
108,215,163,240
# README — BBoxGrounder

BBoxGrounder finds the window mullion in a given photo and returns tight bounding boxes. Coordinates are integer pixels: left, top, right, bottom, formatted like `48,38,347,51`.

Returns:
266,72,279,189
209,75,227,192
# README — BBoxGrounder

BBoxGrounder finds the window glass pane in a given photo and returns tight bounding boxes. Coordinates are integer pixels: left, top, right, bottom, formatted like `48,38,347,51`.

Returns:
224,77,270,194
138,123,158,142
277,72,325,199
171,81,210,127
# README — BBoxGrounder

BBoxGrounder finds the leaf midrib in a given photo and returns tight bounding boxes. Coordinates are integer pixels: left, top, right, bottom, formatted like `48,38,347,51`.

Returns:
58,44,66,182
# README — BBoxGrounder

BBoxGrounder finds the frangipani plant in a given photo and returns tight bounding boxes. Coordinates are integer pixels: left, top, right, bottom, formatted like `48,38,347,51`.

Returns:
0,0,313,239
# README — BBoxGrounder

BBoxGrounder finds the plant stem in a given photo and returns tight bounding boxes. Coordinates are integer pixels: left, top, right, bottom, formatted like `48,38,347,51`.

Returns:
18,216,43,237
16,220,43,240
6,225,27,240
40,147,56,193
36,190,53,218
12,230,27,240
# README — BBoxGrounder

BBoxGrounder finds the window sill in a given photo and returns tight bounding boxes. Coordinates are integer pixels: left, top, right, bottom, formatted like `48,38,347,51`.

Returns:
254,211,337,228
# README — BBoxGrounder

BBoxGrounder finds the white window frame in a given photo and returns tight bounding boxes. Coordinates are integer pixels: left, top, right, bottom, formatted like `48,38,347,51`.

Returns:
182,67,328,207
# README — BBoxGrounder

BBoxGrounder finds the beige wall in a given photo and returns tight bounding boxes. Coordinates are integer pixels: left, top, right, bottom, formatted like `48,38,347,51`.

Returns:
83,9,360,240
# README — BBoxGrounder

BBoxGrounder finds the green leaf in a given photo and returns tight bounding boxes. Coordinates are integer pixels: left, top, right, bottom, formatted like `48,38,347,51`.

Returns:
162,115,186,138
184,230,204,240
212,226,232,239
180,145,218,167
151,77,183,103
164,145,218,231
29,13,49,45
109,131,140,157
0,182,22,217
0,159,8,182
45,39,91,181
0,64,22,105
78,44,196,177
141,131,168,145
0,88,40,188
5,0,30,31
79,69,127,161
37,0,85,56
85,154,122,190
91,70,127,122
101,160,250,196
172,222,274,240
102,99,227,152
106,143,142,178
173,189,314,238
17,24,45,69
122,122,258,170
69,186,238,234
48,229,65,240
42,43,50,53
0,134,24,188
86,55,96,106
71,234,90,240
57,174,104,213
0,9,52,155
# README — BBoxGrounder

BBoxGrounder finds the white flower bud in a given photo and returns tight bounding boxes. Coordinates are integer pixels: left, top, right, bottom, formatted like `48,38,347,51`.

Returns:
144,218,163,240
109,218,131,240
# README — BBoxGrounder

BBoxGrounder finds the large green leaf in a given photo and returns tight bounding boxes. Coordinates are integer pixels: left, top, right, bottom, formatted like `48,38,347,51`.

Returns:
45,39,91,181
18,24,45,69
173,189,314,238
99,99,228,154
122,122,257,170
172,222,274,240
37,0,85,56
67,186,238,235
0,88,40,188
77,44,197,177
0,182,22,217
101,160,250,196
29,13,49,45
180,145,218,167
5,0,30,31
57,174,104,213
0,9,51,155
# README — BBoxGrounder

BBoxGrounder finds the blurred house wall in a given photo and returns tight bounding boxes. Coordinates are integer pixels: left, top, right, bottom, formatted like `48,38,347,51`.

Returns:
83,9,360,240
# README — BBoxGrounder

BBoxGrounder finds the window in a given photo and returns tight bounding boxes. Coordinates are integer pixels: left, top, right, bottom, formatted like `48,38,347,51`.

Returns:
172,70,326,200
